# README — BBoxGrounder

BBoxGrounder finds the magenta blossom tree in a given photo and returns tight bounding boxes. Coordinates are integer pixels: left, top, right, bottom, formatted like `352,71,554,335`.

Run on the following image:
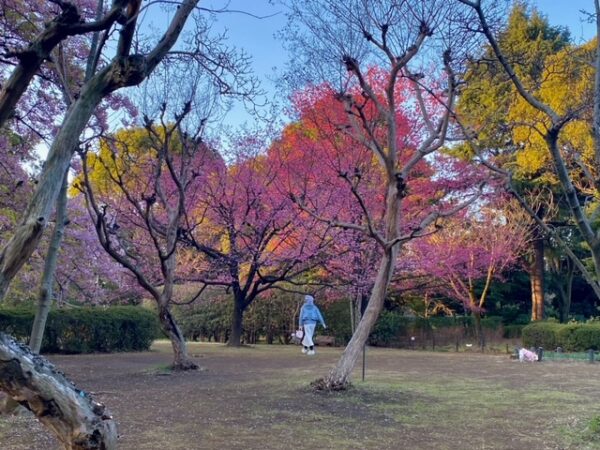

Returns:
79,102,222,370
179,131,336,347
411,201,531,347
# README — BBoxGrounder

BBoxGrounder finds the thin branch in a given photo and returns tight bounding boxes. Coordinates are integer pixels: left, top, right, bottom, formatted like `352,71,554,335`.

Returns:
386,184,484,249
170,283,207,306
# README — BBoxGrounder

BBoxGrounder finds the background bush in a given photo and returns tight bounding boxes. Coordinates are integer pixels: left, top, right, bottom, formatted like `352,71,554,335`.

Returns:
0,306,160,353
320,300,353,345
174,291,304,345
521,321,561,349
567,325,600,351
522,321,600,351
503,324,526,339
173,293,519,349
175,299,231,343
319,303,509,348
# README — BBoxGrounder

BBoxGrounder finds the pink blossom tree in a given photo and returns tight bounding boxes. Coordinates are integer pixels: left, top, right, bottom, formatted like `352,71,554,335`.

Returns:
78,98,222,369
411,202,531,347
179,131,336,347
53,195,141,304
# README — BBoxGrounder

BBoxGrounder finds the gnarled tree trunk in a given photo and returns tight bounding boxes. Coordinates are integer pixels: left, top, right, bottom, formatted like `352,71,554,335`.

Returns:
0,333,117,449
158,305,197,370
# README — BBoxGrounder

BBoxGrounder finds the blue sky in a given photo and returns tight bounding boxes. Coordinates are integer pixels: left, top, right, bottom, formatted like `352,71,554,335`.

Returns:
203,0,597,130
532,0,595,41
201,1,287,130
38,2,597,171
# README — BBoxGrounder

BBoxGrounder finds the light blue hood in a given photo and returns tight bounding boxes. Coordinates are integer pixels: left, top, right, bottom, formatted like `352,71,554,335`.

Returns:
299,295,326,328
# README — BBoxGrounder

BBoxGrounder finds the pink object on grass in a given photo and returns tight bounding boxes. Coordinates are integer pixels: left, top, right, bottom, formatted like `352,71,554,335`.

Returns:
518,348,538,362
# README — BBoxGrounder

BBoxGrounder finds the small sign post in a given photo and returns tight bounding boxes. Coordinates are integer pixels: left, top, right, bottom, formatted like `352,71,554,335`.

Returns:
362,343,366,382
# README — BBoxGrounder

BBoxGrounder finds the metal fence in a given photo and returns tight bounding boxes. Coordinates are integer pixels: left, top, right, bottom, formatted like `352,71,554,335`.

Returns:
517,347,599,363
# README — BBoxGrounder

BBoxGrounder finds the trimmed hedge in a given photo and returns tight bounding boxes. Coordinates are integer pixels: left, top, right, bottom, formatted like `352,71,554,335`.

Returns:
503,324,526,339
0,306,160,354
369,311,413,347
311,307,507,348
522,321,600,351
521,322,561,349
367,313,505,347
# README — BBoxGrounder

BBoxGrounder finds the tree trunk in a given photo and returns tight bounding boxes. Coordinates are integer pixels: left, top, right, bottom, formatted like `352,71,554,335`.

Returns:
0,218,46,300
530,231,545,321
228,295,244,347
30,172,69,354
558,261,574,323
158,305,197,371
0,333,117,449
545,133,600,282
316,247,398,390
0,75,107,301
473,312,485,351
349,295,356,334
315,176,401,391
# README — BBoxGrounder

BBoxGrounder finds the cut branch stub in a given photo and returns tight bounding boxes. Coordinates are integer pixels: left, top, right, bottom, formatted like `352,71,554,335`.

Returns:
394,173,407,198
0,333,117,450
103,55,149,93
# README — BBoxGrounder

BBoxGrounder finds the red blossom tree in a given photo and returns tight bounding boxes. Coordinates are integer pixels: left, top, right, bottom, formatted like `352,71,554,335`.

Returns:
271,63,487,388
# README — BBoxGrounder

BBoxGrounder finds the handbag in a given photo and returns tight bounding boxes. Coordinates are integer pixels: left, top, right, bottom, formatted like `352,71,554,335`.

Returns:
291,328,304,344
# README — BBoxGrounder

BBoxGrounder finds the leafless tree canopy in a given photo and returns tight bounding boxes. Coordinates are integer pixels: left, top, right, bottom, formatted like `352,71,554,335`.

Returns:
280,0,482,94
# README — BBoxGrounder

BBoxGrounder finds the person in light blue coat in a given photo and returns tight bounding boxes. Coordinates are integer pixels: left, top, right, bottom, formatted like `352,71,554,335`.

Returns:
299,294,327,355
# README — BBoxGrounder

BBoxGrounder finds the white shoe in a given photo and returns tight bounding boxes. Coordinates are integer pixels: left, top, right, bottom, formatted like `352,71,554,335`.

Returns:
302,348,308,354
308,350,315,356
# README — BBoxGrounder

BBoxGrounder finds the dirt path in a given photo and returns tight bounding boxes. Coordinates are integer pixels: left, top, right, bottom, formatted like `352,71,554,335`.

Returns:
1,343,599,449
